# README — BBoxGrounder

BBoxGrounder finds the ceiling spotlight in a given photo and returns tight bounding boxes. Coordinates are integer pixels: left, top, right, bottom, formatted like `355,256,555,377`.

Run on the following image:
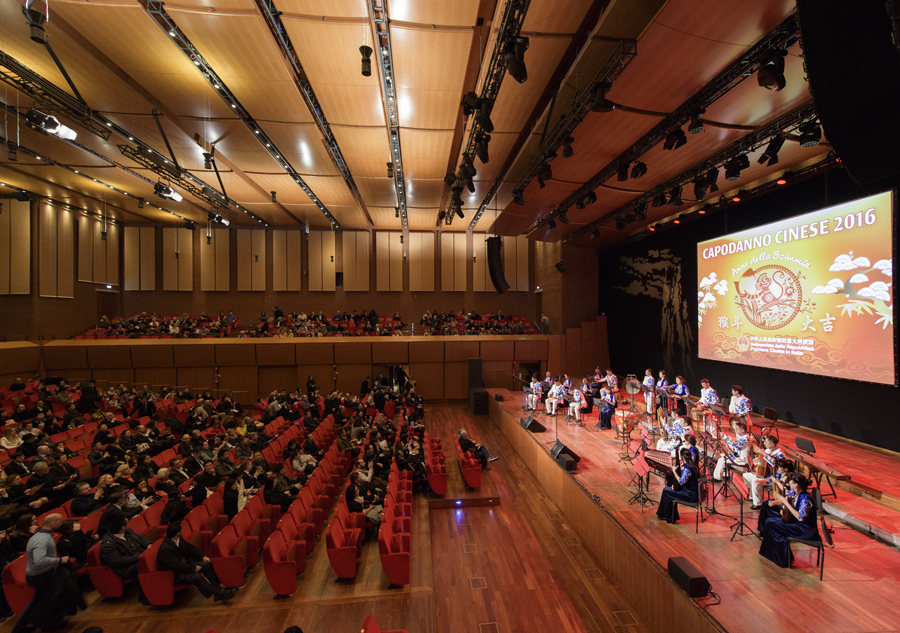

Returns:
394,207,400,218
462,91,479,116
688,109,705,135
271,190,277,202
220,218,230,226
693,174,710,201
455,206,465,219
584,191,597,205
475,99,494,133
505,36,529,83
444,172,456,188
705,167,719,193
617,162,629,182
23,8,46,43
461,163,476,193
663,128,687,150
732,190,748,203
630,161,647,179
589,82,614,113
562,136,574,158
776,177,787,185
475,133,491,164
7,142,17,162
548,219,556,230
590,229,600,239
615,216,627,231
651,191,667,207
25,108,77,140
154,181,183,202
632,204,647,222
544,148,558,162
575,196,586,210
360,45,373,77
758,135,785,166
776,171,794,186
450,185,463,207
724,154,750,181
184,221,195,230
437,210,446,221
698,206,709,215
799,121,821,147
667,185,683,206
137,197,145,209
208,211,217,222
203,152,213,169
557,209,569,224
758,50,787,91
512,190,525,205
536,162,552,188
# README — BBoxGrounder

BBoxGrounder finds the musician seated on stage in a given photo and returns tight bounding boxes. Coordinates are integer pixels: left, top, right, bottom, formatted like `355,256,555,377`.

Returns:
713,418,751,481
525,375,542,412
743,435,787,510
759,473,820,569
656,448,699,524
597,368,618,393
728,385,752,421
756,459,795,532
696,378,719,410
545,380,565,416
655,416,692,454
567,387,588,425
595,386,616,431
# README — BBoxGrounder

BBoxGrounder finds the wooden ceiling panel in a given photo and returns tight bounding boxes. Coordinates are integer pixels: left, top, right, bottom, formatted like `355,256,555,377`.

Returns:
281,19,386,127
276,0,368,19
398,129,453,180
406,179,444,209
356,178,398,209
391,26,473,130
244,173,318,206
470,131,520,183
388,0,480,27
406,213,438,231
523,0,594,33
51,1,235,120
168,8,315,124
259,122,340,177
202,120,287,174
325,205,370,229
367,207,404,230
281,204,335,227
329,127,393,178
300,175,359,207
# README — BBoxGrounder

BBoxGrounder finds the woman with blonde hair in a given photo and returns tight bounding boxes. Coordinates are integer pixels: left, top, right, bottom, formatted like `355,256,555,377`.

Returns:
0,426,22,450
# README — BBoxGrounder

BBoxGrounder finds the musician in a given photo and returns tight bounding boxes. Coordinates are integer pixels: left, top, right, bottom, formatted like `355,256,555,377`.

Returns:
593,367,603,383
743,435,787,509
543,371,554,389
656,416,690,453
657,370,669,415
696,379,719,409
656,448,699,524
713,418,750,480
673,375,690,417
545,380,565,416
595,387,616,431
756,459,795,531
567,388,587,426
562,374,573,392
728,385,752,421
526,375,542,411
759,473,820,568
580,377,592,399
598,369,618,393
642,369,656,415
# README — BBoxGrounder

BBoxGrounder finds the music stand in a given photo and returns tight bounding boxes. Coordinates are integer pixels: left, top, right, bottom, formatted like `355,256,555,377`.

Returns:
697,431,736,521
628,450,655,512
521,386,533,412
709,403,729,437
592,397,605,432
729,472,758,540
656,385,671,421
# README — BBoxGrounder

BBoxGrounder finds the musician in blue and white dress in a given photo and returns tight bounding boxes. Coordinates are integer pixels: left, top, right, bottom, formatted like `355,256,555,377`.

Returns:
656,416,691,453
673,375,690,417
642,369,656,415
562,374,573,392
598,368,618,395
526,376,542,411
656,448,699,524
713,418,751,480
567,388,587,425
657,370,669,415
545,380,565,416
697,379,719,409
596,387,616,430
759,473,820,568
728,385,752,420
742,435,787,509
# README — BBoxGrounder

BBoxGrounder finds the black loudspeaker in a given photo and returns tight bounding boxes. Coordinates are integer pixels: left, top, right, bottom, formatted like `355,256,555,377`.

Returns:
549,440,581,463
467,358,483,388
667,557,710,598
486,236,510,294
558,453,577,472
495,394,504,402
519,416,547,433
469,388,489,415
797,0,900,184
555,261,566,273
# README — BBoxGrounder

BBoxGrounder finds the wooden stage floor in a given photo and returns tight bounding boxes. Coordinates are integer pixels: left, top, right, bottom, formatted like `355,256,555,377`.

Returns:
487,389,900,633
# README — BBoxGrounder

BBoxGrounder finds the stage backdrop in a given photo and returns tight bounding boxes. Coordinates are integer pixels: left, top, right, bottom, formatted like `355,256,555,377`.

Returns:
697,191,894,385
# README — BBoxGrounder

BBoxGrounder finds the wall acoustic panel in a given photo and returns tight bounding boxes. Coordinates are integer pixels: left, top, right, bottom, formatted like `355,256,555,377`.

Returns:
82,221,120,287
78,215,92,283
39,203,57,297
473,234,487,292
272,230,302,292
201,228,229,291
107,224,119,287
408,232,434,291
140,227,156,290
0,200,11,294
237,229,265,291
375,231,402,291
38,204,74,298
342,231,370,291
322,231,335,291
308,231,322,292
162,227,193,291
441,232,467,291
286,230,302,291
516,234,529,291
124,227,139,290
57,208,74,298
2,199,31,295
91,220,104,286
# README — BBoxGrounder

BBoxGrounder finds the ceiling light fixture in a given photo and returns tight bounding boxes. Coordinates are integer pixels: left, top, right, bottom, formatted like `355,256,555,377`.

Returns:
758,50,787,91
557,208,569,224
548,219,556,229
25,108,77,140
632,204,648,222
724,154,750,181
688,109,705,135
667,186,684,206
505,36,529,83
475,99,494,133
630,161,647,179
7,142,17,162
584,191,597,205
590,229,600,239
562,136,574,158
799,121,821,147
663,128,687,151
154,181,183,202
360,45,373,77
512,190,525,205
651,191,667,207
758,135,785,166
617,162,629,182
536,162,552,188
462,91,479,117
589,82,615,113
387,162,393,178
203,152,213,169
705,167,720,193
475,133,491,164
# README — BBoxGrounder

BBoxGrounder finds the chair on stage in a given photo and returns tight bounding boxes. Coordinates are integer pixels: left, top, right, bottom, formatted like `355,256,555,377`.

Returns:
787,488,834,580
672,477,708,534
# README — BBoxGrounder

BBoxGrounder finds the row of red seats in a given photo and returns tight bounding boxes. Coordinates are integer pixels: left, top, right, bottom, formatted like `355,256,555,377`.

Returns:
422,431,447,496
378,461,413,587
456,432,483,490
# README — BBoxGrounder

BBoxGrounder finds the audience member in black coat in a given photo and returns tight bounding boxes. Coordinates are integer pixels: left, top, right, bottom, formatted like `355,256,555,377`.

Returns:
70,482,105,517
99,514,152,580
56,519,90,568
157,522,234,601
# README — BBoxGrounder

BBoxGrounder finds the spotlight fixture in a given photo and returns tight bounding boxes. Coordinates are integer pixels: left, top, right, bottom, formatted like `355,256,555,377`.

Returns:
208,211,217,222
25,108,77,140
651,191,667,208
462,91,479,116
395,207,400,218
557,208,569,224
271,190,277,202
444,172,456,188
667,186,683,206
100,231,107,241
698,206,709,215
584,191,597,205
450,185,463,208
137,197,145,209
154,181,183,202
536,162,552,188
207,235,212,245
615,216,627,231
387,162,394,178
589,82,614,113
7,142,17,162
632,204,647,222
617,162,629,182
705,167,720,193
360,45,373,77
776,177,787,185
590,229,600,239
630,161,647,179
437,210,446,221
461,163,476,193
758,50,787,91
475,133,491,164
776,171,794,186
23,8,46,43
724,154,750,181
220,218,230,226
693,174,710,201
455,206,465,219
575,196,586,210
505,36,530,83
203,152,213,169
544,148,558,162
758,135,785,166
799,121,821,147
732,190,748,202
688,109,705,135
548,219,556,229
512,190,525,205
663,127,687,150
562,136,574,158
475,99,494,133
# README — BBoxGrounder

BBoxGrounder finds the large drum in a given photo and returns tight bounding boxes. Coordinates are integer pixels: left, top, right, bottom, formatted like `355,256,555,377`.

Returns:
690,408,706,423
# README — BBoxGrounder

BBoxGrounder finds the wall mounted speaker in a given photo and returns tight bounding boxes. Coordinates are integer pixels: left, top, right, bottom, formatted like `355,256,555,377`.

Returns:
487,236,510,293
555,261,566,273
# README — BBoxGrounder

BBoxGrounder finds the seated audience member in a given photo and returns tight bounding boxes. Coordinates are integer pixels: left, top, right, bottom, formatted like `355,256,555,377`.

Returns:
457,429,499,472
157,522,236,602
56,519,90,567
70,482,106,517
99,514,152,583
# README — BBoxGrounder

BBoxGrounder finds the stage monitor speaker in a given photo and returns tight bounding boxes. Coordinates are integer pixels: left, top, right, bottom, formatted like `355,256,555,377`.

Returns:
486,236,510,294
519,416,547,433
468,358,484,388
555,261,566,273
549,440,581,463
797,0,900,184
667,557,710,598
558,453,577,471
469,388,489,415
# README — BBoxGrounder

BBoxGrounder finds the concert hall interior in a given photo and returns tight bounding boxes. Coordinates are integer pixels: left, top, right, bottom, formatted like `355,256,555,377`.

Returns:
1,1,899,633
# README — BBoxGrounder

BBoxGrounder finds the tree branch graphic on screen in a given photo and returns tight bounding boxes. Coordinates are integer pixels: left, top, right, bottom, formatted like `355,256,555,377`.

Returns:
697,273,727,327
814,253,894,330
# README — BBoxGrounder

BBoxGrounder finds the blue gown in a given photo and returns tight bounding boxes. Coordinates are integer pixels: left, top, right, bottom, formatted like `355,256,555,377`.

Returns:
759,491,819,568
656,463,699,524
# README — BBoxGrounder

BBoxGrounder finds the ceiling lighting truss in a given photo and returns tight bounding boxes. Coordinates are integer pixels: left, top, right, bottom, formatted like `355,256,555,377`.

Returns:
366,0,407,229
445,0,532,227
146,1,339,227
563,103,818,242
528,13,800,235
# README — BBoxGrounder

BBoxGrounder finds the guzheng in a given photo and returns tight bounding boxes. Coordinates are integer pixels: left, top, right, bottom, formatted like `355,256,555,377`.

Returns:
643,448,675,478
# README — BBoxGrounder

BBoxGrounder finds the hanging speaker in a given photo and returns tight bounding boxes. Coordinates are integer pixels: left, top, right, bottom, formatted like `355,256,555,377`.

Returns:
555,261,566,273
797,0,900,184
486,236,510,294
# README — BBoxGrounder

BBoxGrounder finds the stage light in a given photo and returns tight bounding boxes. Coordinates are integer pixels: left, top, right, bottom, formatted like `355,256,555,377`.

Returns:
698,206,708,215
776,177,787,185
651,191,667,208
673,218,681,224
505,36,529,83
615,216,627,231
544,148,558,162
758,135,785,166
475,133,491,164
664,128,687,150
630,161,647,179
271,190,277,202
394,207,400,218
724,154,749,181
455,206,465,219
688,109,705,135
732,190,748,202
387,162,394,178
617,162,629,182
632,204,647,222
693,175,710,201
25,108,77,140
705,167,719,193
203,152,213,169
360,45,373,77
184,221,195,230
584,191,597,205
444,173,456,188
23,8,46,43
207,235,212,245
799,121,821,147
462,91,479,116
548,219,556,229
536,162,552,188
154,181,183,202
562,136,574,158
475,99,494,133
648,226,656,232
557,209,569,224
220,218,230,226
137,197,145,209
575,196,586,210
589,82,614,113
512,190,525,205
451,186,463,208
7,142,17,162
758,50,787,91
101,230,107,241
776,170,794,186
590,229,600,239
462,164,476,193
667,186,683,206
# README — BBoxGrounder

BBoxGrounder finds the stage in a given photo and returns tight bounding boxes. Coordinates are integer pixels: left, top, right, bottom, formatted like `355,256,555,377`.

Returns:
486,388,900,633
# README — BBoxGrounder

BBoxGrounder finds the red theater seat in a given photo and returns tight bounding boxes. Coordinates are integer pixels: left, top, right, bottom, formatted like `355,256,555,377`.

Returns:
361,614,409,633
2,556,34,614
211,525,258,588
138,540,191,606
378,521,411,587
262,530,304,597
325,521,358,579
87,542,133,598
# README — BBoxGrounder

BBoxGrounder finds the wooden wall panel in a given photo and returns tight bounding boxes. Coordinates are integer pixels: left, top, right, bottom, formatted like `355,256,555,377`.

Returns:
251,229,266,291
237,229,251,291
516,235,529,291
443,362,467,399
408,232,434,292
375,231,389,292
201,227,217,291
502,235,516,297
409,341,444,363
8,200,30,295
297,365,335,397
294,342,333,365
407,232,419,292
215,228,229,291
215,344,256,366
515,339,548,361
176,367,215,392
57,208,74,297
409,362,443,400
133,368,177,389
334,341,371,364
39,203,57,297
130,345,175,368
372,341,408,364
92,368,134,385
286,231,302,291
87,346,132,368
581,320,597,377
0,343,41,377
42,345,88,371
179,228,193,291
547,334,566,376
341,230,370,292
124,226,140,290
336,363,369,395
272,229,287,291
480,341,514,361
322,230,336,291
217,366,257,404
162,227,177,291
389,231,402,291
444,340,479,362
308,231,322,291
91,220,105,286
453,233,466,291
256,344,296,366
0,202,10,294
473,234,487,292
107,224,119,286
139,227,155,291
356,231,369,292
440,232,453,291
565,328,582,378
173,345,216,367
343,231,356,290
483,360,513,389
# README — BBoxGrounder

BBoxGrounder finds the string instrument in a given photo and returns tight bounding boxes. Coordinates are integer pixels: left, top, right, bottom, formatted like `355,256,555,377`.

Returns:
770,477,793,522
672,463,683,492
